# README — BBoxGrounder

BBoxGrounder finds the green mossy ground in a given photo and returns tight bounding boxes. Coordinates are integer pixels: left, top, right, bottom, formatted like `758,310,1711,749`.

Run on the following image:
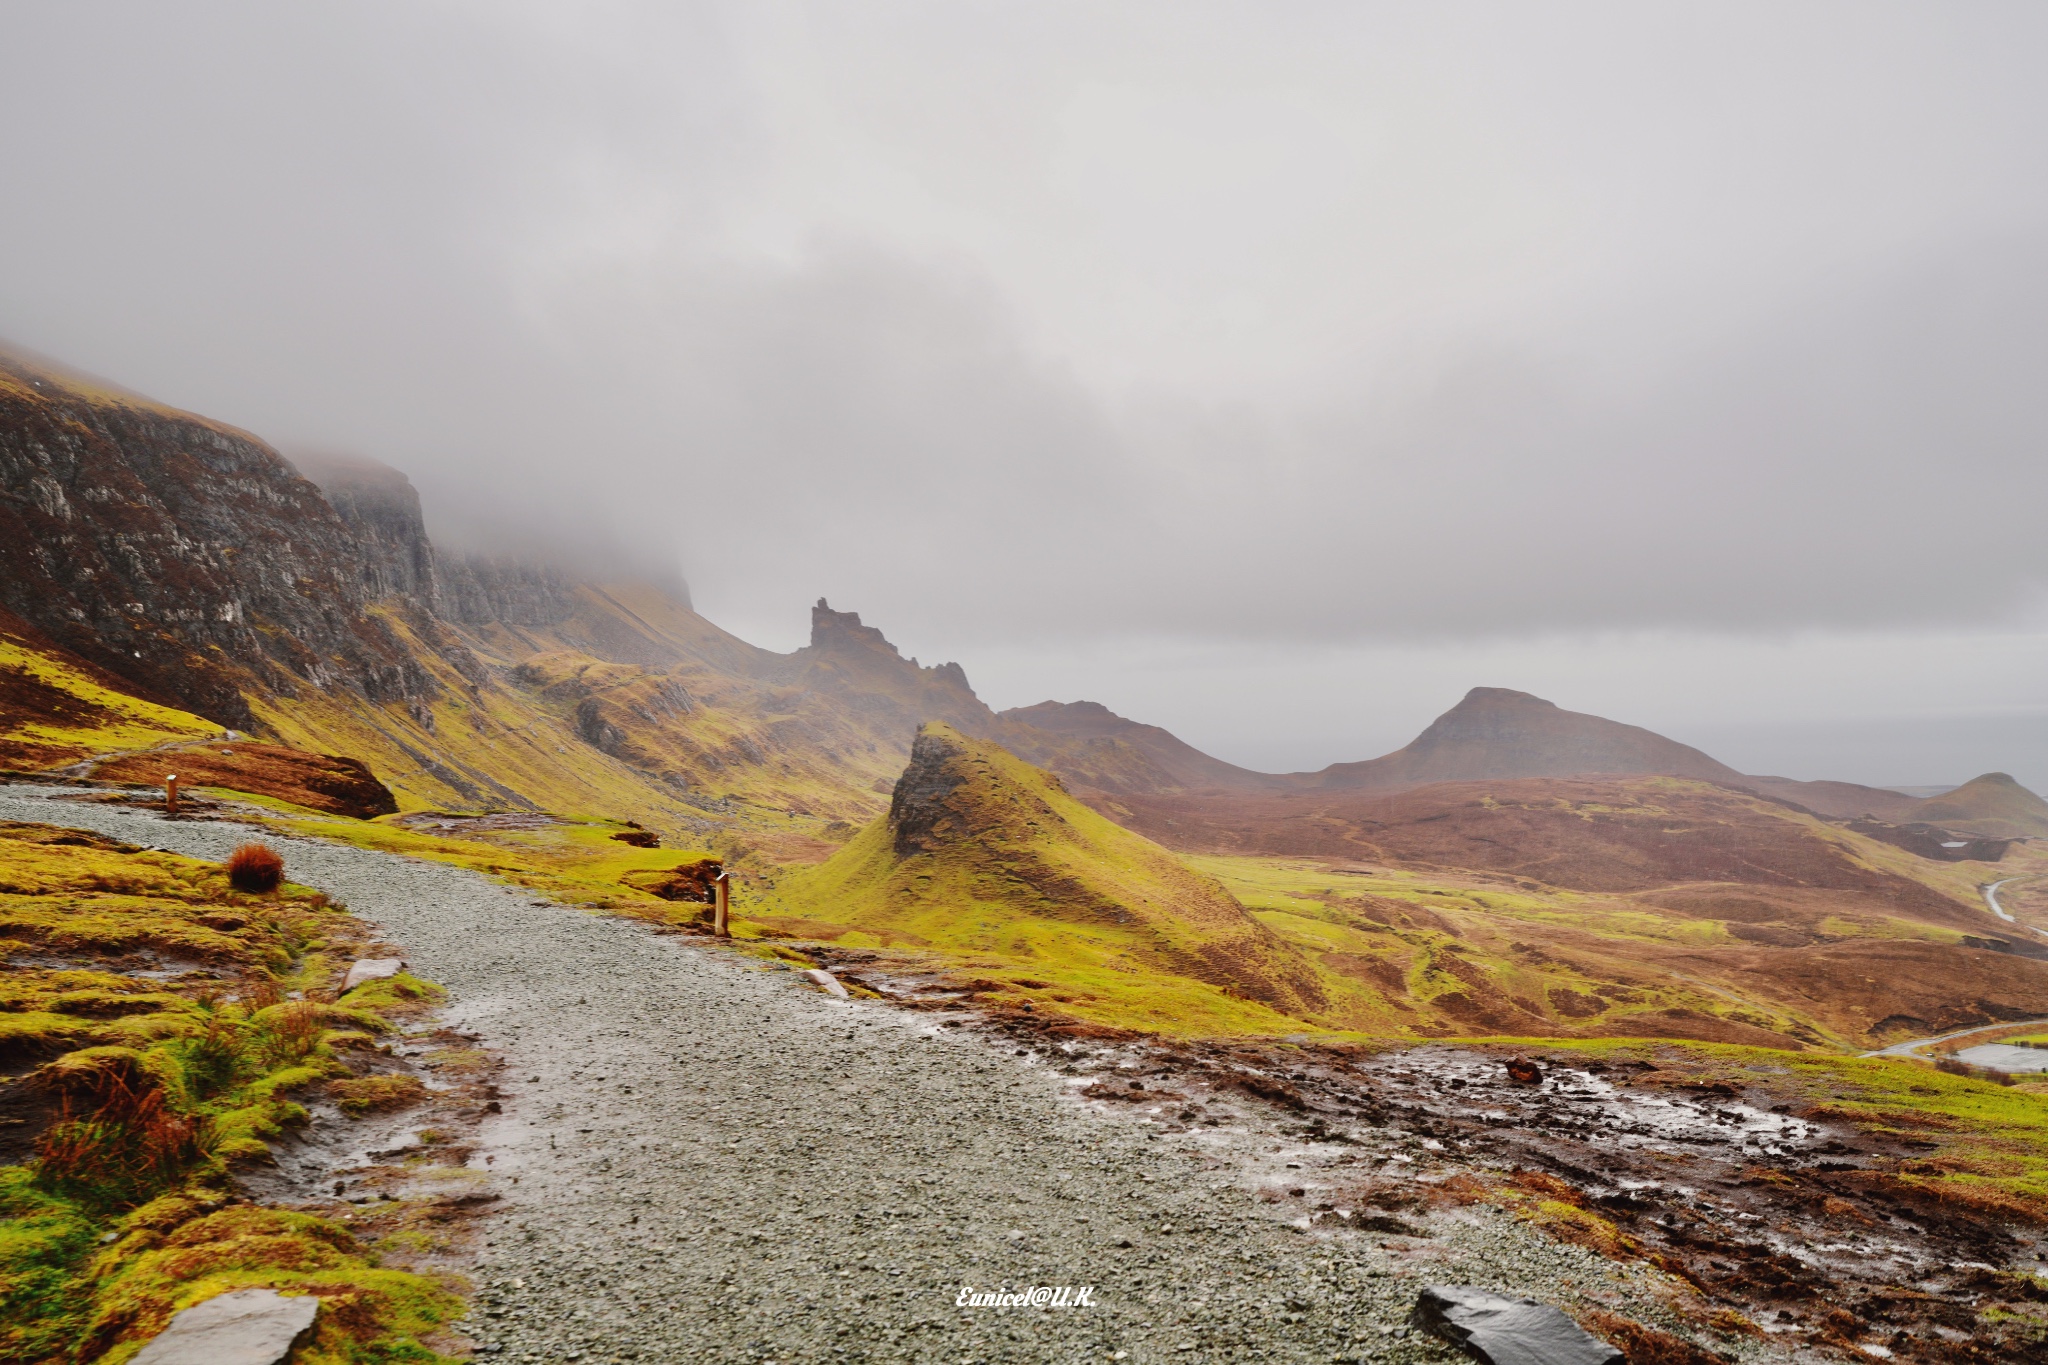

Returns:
0,637,221,773
0,821,461,1363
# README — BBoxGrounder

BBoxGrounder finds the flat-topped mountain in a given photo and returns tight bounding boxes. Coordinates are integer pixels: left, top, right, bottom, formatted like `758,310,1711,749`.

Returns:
1300,687,1748,790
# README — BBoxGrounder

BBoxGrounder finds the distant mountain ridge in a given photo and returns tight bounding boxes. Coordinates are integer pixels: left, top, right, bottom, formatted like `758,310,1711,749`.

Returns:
995,687,2048,833
4,340,2040,845
995,700,1284,795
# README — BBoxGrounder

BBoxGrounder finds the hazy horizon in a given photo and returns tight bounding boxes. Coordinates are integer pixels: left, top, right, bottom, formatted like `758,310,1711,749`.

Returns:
4,3,2044,790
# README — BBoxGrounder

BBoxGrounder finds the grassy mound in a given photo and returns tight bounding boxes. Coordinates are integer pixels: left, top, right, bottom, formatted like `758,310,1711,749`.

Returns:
1907,771,2048,839
769,723,1327,1032
92,743,399,820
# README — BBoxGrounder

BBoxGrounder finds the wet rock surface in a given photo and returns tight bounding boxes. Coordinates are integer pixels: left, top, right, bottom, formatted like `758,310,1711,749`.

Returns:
128,1287,319,1365
0,786,1732,1365
1410,1284,1623,1365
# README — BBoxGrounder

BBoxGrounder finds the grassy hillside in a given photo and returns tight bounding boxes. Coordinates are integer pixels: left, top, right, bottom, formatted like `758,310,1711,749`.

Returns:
1905,771,2048,839
0,821,462,1364
765,724,1333,1034
0,628,221,772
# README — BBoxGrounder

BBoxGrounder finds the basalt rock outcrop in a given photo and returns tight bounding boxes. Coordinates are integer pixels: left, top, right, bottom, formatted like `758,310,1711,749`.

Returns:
293,452,580,630
0,353,446,727
780,723,1328,1017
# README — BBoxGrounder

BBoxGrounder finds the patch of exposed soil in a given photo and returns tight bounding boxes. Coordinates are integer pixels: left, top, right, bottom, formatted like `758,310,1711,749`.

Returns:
242,1019,506,1303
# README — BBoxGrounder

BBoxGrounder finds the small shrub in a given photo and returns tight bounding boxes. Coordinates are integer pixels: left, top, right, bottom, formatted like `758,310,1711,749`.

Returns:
224,843,284,894
239,976,286,1011
166,1005,250,1101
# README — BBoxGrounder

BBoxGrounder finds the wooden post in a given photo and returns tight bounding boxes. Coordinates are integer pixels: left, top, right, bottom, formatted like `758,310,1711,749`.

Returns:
712,872,731,938
165,773,179,817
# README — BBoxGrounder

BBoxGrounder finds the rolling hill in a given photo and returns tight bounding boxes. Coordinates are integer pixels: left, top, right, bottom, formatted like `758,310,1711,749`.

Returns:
1899,771,2048,839
7,341,2046,1053
1298,687,1748,789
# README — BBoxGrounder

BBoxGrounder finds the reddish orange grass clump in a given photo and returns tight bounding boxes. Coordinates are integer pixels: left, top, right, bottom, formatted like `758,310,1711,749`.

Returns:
225,842,285,893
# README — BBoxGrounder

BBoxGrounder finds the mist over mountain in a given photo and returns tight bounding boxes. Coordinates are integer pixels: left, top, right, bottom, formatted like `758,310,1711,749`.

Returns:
1,4,2045,794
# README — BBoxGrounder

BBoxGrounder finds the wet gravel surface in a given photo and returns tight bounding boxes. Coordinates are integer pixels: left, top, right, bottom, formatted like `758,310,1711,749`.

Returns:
0,789,1764,1364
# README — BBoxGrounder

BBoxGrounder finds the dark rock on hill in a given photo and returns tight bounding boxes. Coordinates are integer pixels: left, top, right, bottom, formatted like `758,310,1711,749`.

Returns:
783,722,1328,1016
766,600,992,739
1302,687,1747,791
293,452,581,629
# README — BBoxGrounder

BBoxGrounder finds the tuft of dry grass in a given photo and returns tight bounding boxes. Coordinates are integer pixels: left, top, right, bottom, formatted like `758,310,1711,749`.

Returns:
224,842,284,893
32,1050,206,1208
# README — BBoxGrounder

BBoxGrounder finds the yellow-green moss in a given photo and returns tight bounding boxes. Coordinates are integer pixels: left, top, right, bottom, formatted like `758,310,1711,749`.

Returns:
0,818,461,1363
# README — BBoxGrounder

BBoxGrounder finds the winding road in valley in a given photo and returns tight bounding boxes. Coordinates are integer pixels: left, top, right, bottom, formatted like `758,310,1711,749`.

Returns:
1984,877,2022,923
0,788,1685,1364
1862,877,2048,1061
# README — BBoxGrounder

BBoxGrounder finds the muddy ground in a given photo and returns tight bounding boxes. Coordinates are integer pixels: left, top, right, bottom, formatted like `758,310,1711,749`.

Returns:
807,948,2048,1363
994,1023,2048,1363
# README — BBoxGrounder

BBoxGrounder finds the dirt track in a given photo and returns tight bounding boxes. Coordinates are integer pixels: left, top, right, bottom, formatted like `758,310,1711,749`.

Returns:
0,788,1751,1364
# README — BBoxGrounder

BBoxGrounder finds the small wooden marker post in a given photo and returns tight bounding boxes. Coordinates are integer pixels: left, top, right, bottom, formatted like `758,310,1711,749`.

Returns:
712,871,731,939
164,773,179,817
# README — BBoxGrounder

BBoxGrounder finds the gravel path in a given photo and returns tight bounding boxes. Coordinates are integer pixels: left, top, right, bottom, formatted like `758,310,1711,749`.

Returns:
0,789,1705,1365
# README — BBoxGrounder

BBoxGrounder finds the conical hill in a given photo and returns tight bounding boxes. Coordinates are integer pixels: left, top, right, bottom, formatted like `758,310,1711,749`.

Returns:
1905,772,2048,839
772,723,1326,1028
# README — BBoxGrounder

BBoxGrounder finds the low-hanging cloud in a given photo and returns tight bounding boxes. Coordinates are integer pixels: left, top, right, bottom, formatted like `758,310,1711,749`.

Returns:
3,1,2045,661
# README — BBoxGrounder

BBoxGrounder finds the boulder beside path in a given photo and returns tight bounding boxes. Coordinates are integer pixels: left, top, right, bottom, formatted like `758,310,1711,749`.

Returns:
342,958,407,992
803,967,849,999
130,1288,320,1365
1411,1284,1622,1365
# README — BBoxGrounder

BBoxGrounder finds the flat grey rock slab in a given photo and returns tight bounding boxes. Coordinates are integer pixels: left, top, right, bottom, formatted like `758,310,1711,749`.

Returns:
1412,1284,1623,1365
130,1287,319,1365
342,958,406,992
803,967,849,998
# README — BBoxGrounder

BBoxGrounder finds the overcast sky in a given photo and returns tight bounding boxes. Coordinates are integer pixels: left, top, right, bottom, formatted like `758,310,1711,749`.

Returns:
4,3,2046,786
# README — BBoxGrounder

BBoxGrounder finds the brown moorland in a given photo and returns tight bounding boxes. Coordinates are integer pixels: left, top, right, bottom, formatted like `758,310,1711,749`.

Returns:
1089,775,2048,1045
88,742,399,819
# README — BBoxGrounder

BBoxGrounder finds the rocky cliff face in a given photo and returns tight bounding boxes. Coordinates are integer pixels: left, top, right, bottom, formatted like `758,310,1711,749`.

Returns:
0,352,441,727
290,453,437,602
433,554,580,628
774,600,995,738
293,453,579,629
